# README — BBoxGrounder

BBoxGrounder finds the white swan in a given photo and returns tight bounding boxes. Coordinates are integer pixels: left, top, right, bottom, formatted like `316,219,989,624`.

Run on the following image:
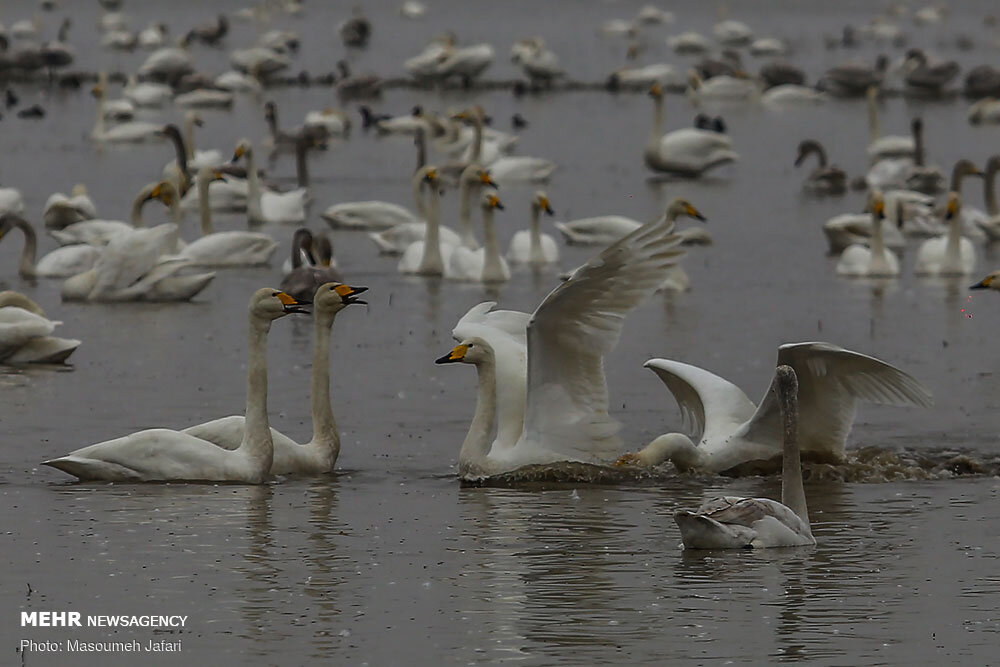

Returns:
0,187,25,216
674,366,816,549
123,75,172,107
304,108,351,137
61,224,215,302
836,191,902,277
0,292,80,364
554,215,642,245
445,193,510,283
153,173,277,266
866,87,915,162
398,169,455,276
43,185,97,229
969,98,1000,125
42,288,308,482
436,203,693,481
713,19,754,46
608,63,683,89
434,43,495,85
232,139,307,225
915,191,978,276
616,342,932,474
367,166,460,254
687,71,760,102
761,84,828,107
184,282,366,473
507,191,558,264
175,88,234,109
644,83,739,177
0,213,101,278
667,31,711,54
91,78,164,143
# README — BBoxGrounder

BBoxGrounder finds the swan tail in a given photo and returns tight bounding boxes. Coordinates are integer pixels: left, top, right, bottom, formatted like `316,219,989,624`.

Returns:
674,511,755,549
41,456,144,482
6,337,81,364
702,150,740,172
367,231,400,254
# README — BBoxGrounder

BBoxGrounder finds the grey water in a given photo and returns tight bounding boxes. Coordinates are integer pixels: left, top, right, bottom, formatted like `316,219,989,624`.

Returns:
1,0,1000,664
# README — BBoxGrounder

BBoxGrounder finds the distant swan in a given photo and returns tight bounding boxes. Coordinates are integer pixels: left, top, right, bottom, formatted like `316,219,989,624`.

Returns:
795,139,847,194
42,288,309,482
0,291,80,364
0,213,102,278
616,342,932,474
507,191,558,264
445,192,510,282
644,83,738,177
367,166,461,254
673,365,816,549
232,138,307,224
915,191,979,276
836,191,902,277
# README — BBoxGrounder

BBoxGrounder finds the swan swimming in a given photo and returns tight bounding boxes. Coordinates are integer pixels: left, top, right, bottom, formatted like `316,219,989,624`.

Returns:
507,191,559,264
644,83,739,177
42,288,310,482
615,342,932,474
436,200,699,480
674,365,816,549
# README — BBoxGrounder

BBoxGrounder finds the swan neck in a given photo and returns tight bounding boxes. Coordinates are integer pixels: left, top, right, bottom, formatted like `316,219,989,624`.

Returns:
459,356,497,475
779,381,809,524
241,314,275,474
814,143,828,168
867,92,880,143
470,112,483,162
412,171,428,220
245,147,263,220
529,204,543,262
482,207,503,279
93,90,106,137
870,208,885,255
459,174,476,247
414,129,427,172
183,117,196,160
167,130,189,185
946,207,961,258
130,185,152,227
986,162,999,217
11,217,37,278
198,173,213,235
295,139,309,188
418,182,442,273
913,123,925,167
311,308,339,460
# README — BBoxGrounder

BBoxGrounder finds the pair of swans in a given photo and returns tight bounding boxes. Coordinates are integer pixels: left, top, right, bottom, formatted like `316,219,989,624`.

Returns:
0,291,80,365
644,83,739,177
232,139,308,225
150,172,278,266
436,199,700,480
674,366,816,549
43,288,310,482
836,190,903,277
615,342,932,475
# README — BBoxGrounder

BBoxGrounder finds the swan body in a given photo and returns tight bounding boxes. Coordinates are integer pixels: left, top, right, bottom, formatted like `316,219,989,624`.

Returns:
645,84,739,177
43,288,308,482
304,109,351,137
233,139,307,224
0,304,80,364
507,191,558,264
215,69,262,92
621,342,932,474
123,78,172,107
714,20,754,46
437,200,697,481
689,73,759,101
36,245,103,278
761,85,828,107
836,191,901,277
174,88,233,109
43,186,97,229
50,220,134,246
138,45,193,80
915,192,977,276
667,31,711,54
486,156,557,184
969,98,1000,125
323,202,416,230
554,216,640,245
435,44,494,83
795,139,847,195
183,283,367,474
674,366,815,549
609,63,683,88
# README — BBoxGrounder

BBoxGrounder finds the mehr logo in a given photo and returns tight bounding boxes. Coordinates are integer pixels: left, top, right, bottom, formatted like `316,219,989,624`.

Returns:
21,612,82,627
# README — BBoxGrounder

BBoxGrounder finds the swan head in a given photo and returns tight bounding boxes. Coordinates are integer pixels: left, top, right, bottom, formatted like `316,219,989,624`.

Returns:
793,140,820,167
615,433,700,470
481,192,504,212
250,288,311,320
186,111,204,127
970,271,1000,291
532,191,554,215
665,198,707,222
868,189,886,218
232,139,252,163
950,159,983,189
944,191,962,220
313,282,368,313
435,336,493,366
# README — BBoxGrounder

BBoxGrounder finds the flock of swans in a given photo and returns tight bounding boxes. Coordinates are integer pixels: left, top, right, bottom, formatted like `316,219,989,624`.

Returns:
1,1,998,550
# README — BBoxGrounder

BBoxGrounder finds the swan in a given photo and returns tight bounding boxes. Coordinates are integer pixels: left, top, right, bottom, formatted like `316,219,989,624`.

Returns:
322,157,446,231
969,98,1000,125
866,87,915,162
0,292,80,364
436,205,691,481
915,191,978,276
714,19,754,46
794,139,847,195
123,75,172,107
304,107,352,137
445,192,510,283
836,191,902,277
231,46,291,77
43,185,97,229
761,84,828,107
61,224,214,302
137,22,167,49
368,166,461,254
138,37,193,82
616,342,932,474
458,106,555,184
175,88,233,109
48,182,165,247
644,83,739,177
281,237,344,301
400,1,427,19
90,78,163,143
902,118,946,194
0,213,101,278
398,168,456,276
673,366,816,549
687,71,760,102
0,187,25,216
822,191,913,253
749,37,786,56
903,49,959,94
42,288,308,482
162,112,225,181
512,38,564,86
434,43,495,85
183,282,366,474
215,68,263,92
667,31,711,54
507,191,558,264
153,172,277,266
607,63,683,90
282,228,316,275
232,139,307,225
973,156,1000,240
404,34,455,79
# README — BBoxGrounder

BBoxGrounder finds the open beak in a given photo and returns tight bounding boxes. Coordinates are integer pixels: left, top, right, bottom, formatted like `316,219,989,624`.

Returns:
277,292,311,314
335,284,368,306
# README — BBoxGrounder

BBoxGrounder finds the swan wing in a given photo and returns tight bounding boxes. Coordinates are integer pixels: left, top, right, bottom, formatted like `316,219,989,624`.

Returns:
643,359,757,444
519,216,685,461
742,342,934,457
453,301,530,343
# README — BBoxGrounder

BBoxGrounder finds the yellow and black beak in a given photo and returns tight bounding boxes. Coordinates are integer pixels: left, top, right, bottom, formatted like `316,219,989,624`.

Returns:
276,291,311,314
231,145,246,163
541,197,554,215
424,168,439,184
211,170,227,183
685,204,707,222
334,284,368,305
648,83,662,97
480,171,498,190
435,344,468,365
873,199,886,220
488,194,504,211
970,276,993,290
